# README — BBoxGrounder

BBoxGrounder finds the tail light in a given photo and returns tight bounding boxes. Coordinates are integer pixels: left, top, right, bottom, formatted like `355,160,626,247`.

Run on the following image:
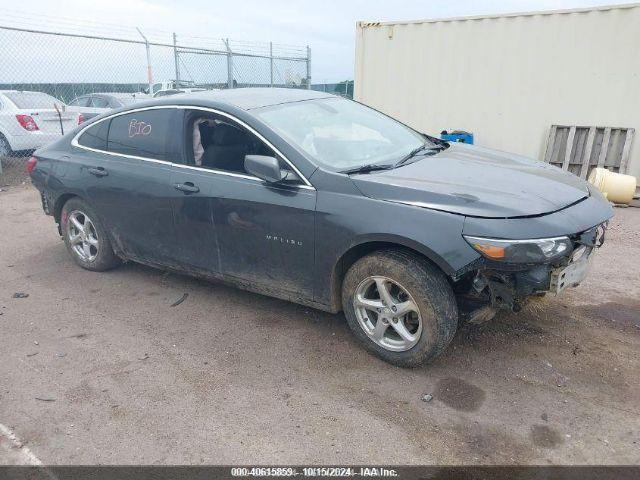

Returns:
78,114,85,124
16,114,39,131
26,156,38,174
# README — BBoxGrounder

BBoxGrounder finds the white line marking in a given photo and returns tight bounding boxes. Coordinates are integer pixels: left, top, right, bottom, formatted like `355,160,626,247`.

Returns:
0,422,42,465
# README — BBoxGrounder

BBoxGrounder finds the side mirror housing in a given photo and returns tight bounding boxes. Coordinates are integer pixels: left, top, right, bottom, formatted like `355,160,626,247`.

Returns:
244,155,285,183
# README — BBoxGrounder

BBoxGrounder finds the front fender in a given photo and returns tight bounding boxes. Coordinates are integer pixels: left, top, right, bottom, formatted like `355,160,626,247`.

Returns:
342,232,456,277
314,190,481,307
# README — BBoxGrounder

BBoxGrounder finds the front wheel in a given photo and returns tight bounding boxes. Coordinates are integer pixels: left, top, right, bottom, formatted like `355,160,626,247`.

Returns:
342,250,458,367
61,198,121,271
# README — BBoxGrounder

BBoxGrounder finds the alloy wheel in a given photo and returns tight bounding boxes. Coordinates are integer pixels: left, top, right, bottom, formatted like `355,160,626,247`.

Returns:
353,276,423,352
67,210,99,262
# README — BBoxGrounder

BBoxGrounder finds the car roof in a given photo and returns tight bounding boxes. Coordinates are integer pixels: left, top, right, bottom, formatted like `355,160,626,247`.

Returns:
153,87,335,111
0,90,55,95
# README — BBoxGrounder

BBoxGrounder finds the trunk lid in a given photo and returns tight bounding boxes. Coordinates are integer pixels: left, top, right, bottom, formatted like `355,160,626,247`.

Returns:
28,109,78,135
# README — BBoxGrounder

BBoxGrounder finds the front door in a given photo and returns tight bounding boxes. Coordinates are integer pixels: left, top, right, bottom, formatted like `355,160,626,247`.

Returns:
170,109,316,298
214,175,316,296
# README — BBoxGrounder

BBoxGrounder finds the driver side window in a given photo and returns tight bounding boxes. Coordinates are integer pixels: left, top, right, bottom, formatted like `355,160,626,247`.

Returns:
183,110,301,184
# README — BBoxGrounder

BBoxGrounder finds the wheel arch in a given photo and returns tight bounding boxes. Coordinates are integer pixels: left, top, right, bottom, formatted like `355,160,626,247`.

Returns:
53,192,84,224
328,235,455,312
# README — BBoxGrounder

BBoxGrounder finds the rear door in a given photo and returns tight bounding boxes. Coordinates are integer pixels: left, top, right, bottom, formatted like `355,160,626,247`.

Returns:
74,107,181,263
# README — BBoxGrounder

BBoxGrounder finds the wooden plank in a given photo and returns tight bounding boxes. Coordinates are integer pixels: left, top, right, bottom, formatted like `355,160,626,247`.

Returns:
597,127,611,168
619,128,635,174
543,125,557,163
551,128,565,167
562,126,576,171
579,127,597,179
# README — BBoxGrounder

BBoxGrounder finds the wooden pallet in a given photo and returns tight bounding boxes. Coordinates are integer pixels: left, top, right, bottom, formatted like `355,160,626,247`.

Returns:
543,125,635,179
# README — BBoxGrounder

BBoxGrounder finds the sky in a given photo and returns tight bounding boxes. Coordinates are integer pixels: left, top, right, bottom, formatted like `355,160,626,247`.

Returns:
0,0,629,83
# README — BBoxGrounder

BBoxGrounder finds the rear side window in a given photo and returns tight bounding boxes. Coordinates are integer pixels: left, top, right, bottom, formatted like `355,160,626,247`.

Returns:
78,120,110,150
106,109,173,160
4,91,61,109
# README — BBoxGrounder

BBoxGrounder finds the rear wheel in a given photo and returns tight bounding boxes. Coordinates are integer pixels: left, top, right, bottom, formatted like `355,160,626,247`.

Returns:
61,198,121,271
0,134,13,157
342,250,458,367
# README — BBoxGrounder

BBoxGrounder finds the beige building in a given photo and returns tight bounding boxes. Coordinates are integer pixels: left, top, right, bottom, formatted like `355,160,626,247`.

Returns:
354,3,640,184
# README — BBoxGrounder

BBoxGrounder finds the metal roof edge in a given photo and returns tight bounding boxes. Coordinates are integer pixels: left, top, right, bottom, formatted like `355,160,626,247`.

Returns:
356,2,640,28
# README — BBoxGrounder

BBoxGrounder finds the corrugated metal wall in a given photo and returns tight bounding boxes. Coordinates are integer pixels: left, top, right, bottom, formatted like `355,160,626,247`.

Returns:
354,3,640,182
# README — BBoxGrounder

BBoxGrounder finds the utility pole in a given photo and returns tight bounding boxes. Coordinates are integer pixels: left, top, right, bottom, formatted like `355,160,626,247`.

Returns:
224,38,233,89
136,27,153,94
306,46,311,89
173,32,180,85
270,42,274,87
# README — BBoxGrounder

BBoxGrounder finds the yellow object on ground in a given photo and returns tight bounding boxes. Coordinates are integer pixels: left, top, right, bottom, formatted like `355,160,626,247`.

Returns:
588,168,637,205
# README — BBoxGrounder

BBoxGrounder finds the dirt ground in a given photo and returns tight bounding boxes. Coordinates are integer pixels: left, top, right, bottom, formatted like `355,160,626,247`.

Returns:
0,184,639,465
0,160,30,189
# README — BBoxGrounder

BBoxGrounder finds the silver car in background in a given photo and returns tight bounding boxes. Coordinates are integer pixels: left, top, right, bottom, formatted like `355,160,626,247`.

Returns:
68,92,151,122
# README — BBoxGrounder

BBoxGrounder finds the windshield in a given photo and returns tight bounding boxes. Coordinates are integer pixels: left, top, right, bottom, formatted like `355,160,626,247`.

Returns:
253,97,430,170
4,91,61,109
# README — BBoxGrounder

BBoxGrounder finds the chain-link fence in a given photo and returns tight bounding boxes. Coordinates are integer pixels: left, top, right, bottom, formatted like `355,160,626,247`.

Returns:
311,81,353,99
0,24,310,181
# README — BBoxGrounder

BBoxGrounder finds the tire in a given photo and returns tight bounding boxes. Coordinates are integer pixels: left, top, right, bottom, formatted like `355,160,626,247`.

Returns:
342,249,458,367
0,134,13,157
60,198,121,271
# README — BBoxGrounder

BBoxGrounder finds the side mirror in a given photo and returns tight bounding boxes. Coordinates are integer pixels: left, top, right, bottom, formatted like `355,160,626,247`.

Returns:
244,155,285,183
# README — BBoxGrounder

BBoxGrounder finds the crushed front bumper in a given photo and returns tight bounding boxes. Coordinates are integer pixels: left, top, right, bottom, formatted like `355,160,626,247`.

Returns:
466,222,607,311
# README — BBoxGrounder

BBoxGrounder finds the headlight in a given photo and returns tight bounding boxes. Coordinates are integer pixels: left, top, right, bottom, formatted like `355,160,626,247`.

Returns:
463,235,572,263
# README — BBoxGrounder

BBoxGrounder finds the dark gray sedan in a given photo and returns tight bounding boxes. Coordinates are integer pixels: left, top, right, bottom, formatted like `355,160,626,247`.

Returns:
28,88,612,367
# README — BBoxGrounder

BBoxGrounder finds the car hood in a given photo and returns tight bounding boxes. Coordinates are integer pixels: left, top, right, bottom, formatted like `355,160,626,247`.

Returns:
350,143,590,218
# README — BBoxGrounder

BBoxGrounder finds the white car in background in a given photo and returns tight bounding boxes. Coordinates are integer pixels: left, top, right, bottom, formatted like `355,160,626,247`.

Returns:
0,90,81,156
68,92,151,121
152,88,208,98
148,80,213,97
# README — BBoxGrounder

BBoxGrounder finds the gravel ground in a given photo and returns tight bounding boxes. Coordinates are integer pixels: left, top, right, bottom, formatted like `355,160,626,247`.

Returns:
0,184,639,465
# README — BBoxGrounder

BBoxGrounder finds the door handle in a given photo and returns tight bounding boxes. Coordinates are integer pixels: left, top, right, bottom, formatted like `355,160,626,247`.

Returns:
88,167,108,177
173,182,200,194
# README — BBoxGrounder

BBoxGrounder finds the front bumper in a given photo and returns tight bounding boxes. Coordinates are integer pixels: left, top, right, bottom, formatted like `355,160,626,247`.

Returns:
467,222,607,311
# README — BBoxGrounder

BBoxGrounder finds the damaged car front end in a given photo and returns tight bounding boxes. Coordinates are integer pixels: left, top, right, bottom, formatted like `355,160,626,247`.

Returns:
349,140,614,320
447,183,613,322
459,221,607,315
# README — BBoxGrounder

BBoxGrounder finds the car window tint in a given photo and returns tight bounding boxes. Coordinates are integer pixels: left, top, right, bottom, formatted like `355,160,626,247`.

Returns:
107,109,173,160
78,119,110,150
